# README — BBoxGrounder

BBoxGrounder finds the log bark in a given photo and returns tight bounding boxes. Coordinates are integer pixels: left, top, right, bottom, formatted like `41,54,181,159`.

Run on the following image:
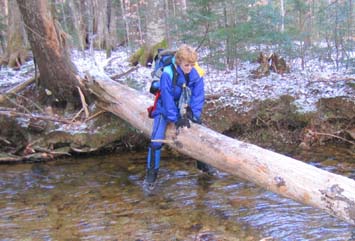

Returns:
85,73,355,226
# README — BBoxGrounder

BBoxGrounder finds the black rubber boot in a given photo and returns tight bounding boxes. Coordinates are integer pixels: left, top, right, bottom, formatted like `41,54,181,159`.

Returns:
196,160,215,175
146,168,158,184
144,146,161,191
144,168,159,191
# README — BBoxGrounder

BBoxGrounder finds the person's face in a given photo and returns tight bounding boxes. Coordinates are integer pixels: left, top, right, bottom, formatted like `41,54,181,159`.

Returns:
180,61,195,74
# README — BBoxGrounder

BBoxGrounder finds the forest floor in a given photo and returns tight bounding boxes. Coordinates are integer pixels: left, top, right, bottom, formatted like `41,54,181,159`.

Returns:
0,47,354,160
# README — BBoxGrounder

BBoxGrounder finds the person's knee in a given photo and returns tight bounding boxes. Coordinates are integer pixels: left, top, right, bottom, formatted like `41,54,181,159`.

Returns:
150,142,162,150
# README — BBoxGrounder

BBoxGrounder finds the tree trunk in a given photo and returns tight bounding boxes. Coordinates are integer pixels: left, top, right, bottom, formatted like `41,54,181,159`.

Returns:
16,0,81,105
280,0,285,32
120,0,131,47
85,73,355,226
0,0,7,53
4,0,28,68
146,0,166,46
141,0,167,65
68,0,88,50
91,0,111,51
126,0,167,66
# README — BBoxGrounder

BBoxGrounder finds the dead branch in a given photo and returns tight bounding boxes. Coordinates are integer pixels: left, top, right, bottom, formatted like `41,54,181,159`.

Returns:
71,108,84,122
0,137,11,145
0,76,36,104
3,95,32,114
85,110,106,122
0,154,24,162
0,110,73,124
77,86,89,118
346,128,355,140
105,56,124,67
256,116,270,128
195,23,210,52
110,66,139,80
312,131,355,145
33,146,71,156
14,93,44,113
0,144,71,163
306,77,355,88
0,107,15,112
344,77,355,81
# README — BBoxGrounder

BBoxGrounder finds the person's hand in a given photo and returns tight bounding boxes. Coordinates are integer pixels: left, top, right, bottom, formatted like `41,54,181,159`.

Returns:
186,106,202,124
186,106,193,120
175,118,190,130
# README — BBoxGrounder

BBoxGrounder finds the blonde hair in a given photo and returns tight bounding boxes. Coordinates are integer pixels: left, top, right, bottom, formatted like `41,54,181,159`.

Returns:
175,44,198,65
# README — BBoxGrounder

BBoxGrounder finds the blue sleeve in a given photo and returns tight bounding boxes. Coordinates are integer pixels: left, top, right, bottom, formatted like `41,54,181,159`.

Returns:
190,75,204,118
160,72,179,122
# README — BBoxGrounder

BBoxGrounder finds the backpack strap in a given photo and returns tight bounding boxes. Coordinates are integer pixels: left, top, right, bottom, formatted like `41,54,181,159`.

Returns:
147,91,161,118
163,57,178,92
171,64,178,87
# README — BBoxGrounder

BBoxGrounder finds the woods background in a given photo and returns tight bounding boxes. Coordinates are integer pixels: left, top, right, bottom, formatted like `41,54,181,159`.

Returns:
0,0,355,72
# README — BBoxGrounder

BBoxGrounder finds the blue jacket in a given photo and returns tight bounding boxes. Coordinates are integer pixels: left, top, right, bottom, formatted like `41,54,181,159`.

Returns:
152,65,204,123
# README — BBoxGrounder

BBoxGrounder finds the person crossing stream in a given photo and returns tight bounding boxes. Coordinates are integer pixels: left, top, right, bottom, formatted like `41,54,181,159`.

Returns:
144,44,214,191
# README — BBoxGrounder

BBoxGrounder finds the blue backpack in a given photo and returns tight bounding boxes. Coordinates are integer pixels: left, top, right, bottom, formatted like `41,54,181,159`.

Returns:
147,49,179,118
149,49,178,95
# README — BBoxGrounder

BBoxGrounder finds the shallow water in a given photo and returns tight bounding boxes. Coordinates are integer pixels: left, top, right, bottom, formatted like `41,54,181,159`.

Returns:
0,146,354,241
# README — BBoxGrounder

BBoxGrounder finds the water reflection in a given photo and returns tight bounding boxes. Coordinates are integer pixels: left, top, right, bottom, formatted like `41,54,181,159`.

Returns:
0,147,354,241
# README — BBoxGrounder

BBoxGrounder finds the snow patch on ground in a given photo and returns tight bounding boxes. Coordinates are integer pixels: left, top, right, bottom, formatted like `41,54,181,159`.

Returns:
1,48,354,113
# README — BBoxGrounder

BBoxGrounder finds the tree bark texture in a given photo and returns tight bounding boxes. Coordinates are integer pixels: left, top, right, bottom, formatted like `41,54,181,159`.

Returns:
17,0,81,104
146,0,166,46
91,0,111,50
68,0,88,50
3,0,28,68
85,73,355,226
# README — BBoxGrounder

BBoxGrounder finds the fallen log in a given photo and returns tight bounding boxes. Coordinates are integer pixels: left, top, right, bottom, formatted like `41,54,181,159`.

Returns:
85,72,355,226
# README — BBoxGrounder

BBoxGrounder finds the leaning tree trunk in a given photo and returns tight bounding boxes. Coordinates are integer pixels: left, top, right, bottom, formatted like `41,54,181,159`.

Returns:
16,0,81,105
85,72,355,226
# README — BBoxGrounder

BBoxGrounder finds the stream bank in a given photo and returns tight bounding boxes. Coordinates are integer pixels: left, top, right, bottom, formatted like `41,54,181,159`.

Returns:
0,88,353,164
204,95,354,156
0,49,354,163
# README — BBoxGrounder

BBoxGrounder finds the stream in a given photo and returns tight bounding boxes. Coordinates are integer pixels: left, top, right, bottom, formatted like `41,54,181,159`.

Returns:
0,145,354,241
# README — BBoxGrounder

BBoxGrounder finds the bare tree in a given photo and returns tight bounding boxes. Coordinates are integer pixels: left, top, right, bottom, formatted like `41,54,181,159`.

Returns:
120,0,131,47
0,0,9,54
91,0,111,52
280,0,285,32
146,0,166,47
2,0,28,68
17,0,81,105
129,0,167,66
68,0,89,50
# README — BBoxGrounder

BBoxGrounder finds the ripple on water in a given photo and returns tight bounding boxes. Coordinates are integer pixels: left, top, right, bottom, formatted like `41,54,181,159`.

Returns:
0,151,354,240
